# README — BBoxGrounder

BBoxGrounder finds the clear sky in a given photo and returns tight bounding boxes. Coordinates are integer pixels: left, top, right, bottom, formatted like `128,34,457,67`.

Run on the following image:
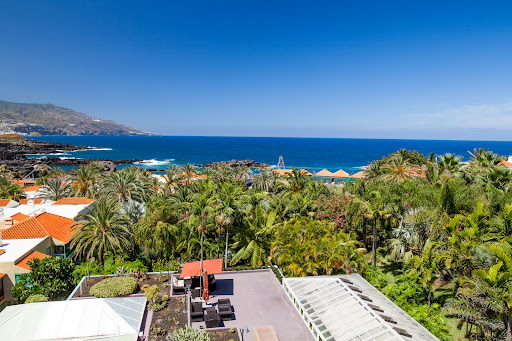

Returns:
1,1,512,140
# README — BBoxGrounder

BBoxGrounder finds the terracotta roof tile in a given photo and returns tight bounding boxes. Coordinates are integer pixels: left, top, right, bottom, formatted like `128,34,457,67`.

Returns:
52,197,95,205
2,212,77,244
350,171,366,179
19,198,43,205
498,160,512,168
0,273,5,279
11,213,30,222
23,185,43,192
0,199,13,207
0,249,5,255
16,251,49,270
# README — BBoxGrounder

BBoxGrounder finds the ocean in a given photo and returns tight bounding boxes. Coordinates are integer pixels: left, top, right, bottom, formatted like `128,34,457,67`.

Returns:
27,136,512,174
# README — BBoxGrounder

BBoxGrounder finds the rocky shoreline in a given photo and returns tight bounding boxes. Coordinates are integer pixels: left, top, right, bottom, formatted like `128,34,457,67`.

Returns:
197,159,268,168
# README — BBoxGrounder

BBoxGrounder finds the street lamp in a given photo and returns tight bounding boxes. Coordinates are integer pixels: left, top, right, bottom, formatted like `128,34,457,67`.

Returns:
240,326,249,341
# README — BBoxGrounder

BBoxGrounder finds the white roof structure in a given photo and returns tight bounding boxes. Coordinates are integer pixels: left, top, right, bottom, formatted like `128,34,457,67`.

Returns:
283,274,439,341
0,297,147,341
2,201,91,220
0,237,48,263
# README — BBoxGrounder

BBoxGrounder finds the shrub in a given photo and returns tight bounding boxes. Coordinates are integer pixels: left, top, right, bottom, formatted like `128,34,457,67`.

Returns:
162,294,170,301
167,326,211,341
25,294,49,303
90,276,137,298
148,300,167,312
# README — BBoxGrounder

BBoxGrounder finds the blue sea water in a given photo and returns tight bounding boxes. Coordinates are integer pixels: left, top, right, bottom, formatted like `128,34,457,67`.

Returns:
27,136,512,174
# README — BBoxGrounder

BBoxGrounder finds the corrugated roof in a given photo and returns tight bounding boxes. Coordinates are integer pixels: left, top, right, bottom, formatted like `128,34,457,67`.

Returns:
16,251,49,270
2,212,77,244
52,197,95,205
19,198,43,205
23,185,43,192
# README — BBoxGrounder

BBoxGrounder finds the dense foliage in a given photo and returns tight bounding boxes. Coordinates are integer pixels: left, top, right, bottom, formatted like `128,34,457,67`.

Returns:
11,257,75,303
89,276,138,298
6,147,512,340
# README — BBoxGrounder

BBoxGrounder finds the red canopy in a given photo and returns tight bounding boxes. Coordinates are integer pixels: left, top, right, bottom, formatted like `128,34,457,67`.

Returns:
179,258,223,279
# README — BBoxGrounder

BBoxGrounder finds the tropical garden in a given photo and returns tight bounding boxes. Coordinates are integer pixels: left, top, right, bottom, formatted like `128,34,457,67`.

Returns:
3,148,512,340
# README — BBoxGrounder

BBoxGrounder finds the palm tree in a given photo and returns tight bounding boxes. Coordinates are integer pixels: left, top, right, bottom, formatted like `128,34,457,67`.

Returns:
70,163,100,197
71,200,132,264
102,167,148,203
40,178,70,201
354,191,397,270
380,154,412,183
0,176,24,200
281,166,311,193
408,241,440,306
438,153,463,174
230,208,277,267
162,165,184,194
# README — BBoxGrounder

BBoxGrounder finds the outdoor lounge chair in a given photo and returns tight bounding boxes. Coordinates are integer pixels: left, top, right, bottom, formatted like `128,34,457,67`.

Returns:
205,307,220,328
217,298,232,320
172,277,186,295
208,274,217,291
190,301,204,322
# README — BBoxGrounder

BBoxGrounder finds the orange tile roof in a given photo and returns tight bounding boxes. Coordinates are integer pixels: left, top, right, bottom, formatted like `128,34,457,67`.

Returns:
52,197,95,205
0,199,13,207
0,249,5,255
0,273,5,279
2,212,77,244
19,198,43,205
498,160,512,168
16,251,49,270
273,168,313,176
23,185,43,192
11,213,30,222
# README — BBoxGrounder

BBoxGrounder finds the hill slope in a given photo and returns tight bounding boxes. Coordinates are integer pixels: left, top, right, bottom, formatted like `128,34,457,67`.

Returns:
0,100,155,136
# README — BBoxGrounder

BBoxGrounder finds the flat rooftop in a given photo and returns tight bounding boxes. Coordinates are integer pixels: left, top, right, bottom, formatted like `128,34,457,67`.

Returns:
0,237,47,263
191,269,314,341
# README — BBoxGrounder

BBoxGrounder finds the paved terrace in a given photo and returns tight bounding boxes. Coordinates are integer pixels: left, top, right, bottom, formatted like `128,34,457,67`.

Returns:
191,269,314,341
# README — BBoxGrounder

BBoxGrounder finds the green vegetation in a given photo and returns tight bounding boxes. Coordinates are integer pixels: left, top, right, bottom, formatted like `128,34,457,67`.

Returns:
25,294,49,303
11,257,75,303
89,276,138,298
0,99,155,136
168,326,211,341
6,147,512,340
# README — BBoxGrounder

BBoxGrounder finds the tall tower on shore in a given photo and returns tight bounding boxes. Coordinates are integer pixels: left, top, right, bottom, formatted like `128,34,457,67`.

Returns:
277,156,285,169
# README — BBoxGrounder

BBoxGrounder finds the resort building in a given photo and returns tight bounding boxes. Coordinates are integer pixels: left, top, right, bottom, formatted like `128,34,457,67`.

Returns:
22,185,44,199
314,168,352,184
0,236,51,303
1,197,94,221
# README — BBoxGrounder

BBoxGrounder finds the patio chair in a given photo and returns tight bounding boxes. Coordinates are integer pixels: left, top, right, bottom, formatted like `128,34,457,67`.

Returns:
218,304,232,321
205,307,220,328
191,288,201,298
190,301,204,322
208,274,216,291
172,277,185,295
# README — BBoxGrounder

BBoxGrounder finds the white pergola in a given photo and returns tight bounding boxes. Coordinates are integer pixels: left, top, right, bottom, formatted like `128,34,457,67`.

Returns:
0,297,146,341
283,274,439,341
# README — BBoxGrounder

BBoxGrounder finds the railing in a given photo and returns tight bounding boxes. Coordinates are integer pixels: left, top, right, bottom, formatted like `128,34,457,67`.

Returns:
54,250,74,259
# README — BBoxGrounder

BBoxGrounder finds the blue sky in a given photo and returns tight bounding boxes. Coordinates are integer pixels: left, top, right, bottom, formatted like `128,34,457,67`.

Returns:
1,1,512,139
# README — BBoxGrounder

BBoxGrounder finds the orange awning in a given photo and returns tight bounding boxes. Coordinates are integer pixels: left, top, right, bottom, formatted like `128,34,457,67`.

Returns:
179,258,223,279
350,171,365,179
332,169,349,178
314,169,334,177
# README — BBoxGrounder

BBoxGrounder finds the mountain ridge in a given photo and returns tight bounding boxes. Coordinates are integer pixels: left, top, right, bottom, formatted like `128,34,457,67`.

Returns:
0,100,156,136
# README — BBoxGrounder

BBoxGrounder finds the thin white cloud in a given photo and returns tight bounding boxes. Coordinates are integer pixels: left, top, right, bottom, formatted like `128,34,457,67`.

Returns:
411,102,512,129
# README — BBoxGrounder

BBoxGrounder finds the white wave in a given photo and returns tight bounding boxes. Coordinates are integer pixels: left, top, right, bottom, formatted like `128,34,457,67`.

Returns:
26,152,71,156
59,157,81,160
134,159,175,166
86,147,113,151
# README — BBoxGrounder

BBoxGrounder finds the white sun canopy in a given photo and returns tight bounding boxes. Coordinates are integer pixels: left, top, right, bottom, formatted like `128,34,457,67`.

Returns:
283,274,439,341
0,297,146,341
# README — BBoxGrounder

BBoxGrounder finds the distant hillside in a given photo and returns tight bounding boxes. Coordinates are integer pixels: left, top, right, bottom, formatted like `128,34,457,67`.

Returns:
0,100,156,136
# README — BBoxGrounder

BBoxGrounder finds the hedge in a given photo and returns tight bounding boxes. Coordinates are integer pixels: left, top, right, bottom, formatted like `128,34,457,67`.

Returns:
90,276,138,298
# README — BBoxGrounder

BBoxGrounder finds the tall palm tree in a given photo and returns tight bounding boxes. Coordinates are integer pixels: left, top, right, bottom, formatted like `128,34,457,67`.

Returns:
71,200,132,264
102,167,148,203
40,178,70,201
438,153,463,174
162,165,184,194
70,163,100,197
281,166,311,193
354,191,397,270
